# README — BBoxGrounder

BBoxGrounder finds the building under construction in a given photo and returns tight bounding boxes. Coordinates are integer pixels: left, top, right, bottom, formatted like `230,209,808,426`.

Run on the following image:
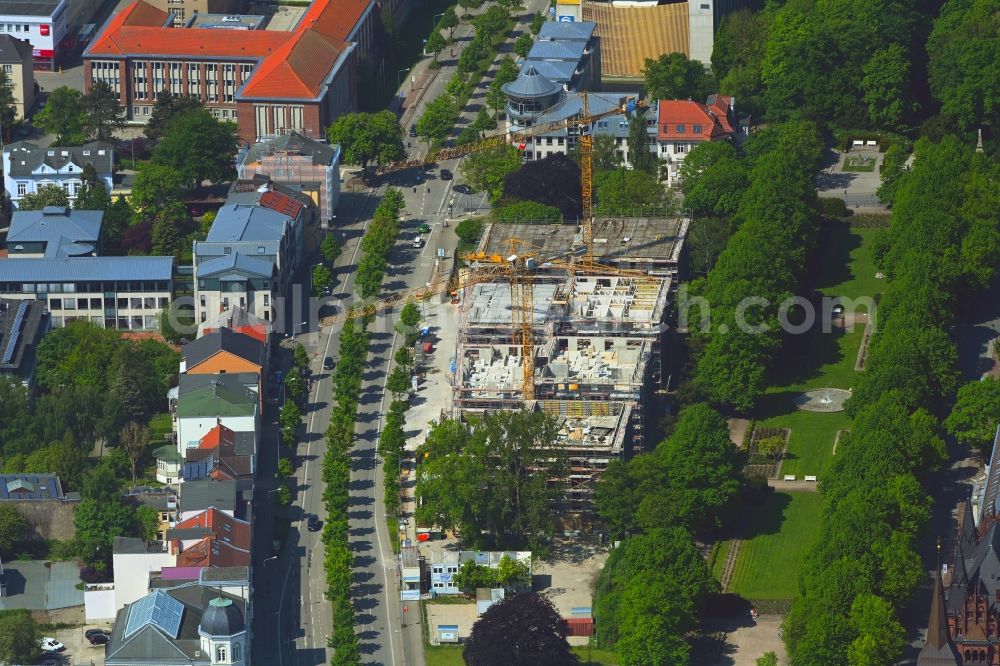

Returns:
452,224,680,510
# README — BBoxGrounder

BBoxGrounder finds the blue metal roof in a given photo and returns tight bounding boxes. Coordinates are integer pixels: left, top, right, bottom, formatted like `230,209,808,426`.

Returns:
523,58,577,85
527,39,586,62
0,256,173,283
538,21,595,41
8,207,104,258
207,204,290,243
502,65,561,98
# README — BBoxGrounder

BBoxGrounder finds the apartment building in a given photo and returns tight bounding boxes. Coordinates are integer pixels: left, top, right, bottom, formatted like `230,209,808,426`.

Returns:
0,0,103,70
3,142,114,208
0,35,34,118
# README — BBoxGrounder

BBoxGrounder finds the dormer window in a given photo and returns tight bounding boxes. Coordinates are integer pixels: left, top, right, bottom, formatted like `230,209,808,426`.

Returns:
83,150,91,156
693,124,702,134
98,150,106,156
61,151,69,156
676,125,685,133
47,150,54,156
67,165,73,172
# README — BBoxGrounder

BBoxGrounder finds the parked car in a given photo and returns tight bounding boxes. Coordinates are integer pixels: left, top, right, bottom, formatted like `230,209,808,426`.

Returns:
307,515,322,532
85,629,110,639
323,356,336,371
408,125,417,137
39,638,65,652
440,168,453,180
452,184,471,195
36,655,61,666
88,633,110,646
413,236,424,249
418,223,431,234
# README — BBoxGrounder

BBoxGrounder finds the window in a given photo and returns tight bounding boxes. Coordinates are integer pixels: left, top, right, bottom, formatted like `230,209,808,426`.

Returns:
16,182,26,196
263,294,269,306
49,298,62,309
216,645,228,661
2,65,10,74
675,143,687,154
233,644,241,660
676,124,685,133
693,124,702,134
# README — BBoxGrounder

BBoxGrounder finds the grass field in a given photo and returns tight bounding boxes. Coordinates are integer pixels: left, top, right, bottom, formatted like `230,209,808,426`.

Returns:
711,540,731,581
425,645,618,665
842,157,876,172
728,492,824,600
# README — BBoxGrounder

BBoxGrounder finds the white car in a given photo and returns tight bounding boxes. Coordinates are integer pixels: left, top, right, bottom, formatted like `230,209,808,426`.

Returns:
40,637,65,652
413,237,424,248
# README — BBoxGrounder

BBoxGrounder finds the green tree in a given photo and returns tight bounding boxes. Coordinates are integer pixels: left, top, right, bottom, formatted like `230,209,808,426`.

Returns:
426,30,447,61
495,200,562,223
119,420,150,486
416,95,458,142
0,504,30,556
627,114,656,174
327,111,404,169
946,377,1000,451
75,498,136,564
445,72,469,99
293,343,310,371
312,265,333,297
0,68,15,133
487,57,519,116
386,366,411,398
151,201,188,257
131,162,186,213
34,86,87,144
145,92,202,142
861,44,913,129
285,367,306,403
136,504,160,541
153,108,238,186
686,216,730,276
102,197,135,253
416,411,565,551
395,346,413,368
592,134,622,172
321,233,342,265
514,33,533,58
847,594,905,666
460,145,522,202
75,173,112,211
595,168,672,216
83,80,126,142
530,11,545,35
278,457,294,478
643,52,714,101
17,184,70,210
400,302,421,327
0,609,41,665
756,653,779,666
280,401,301,445
439,8,459,39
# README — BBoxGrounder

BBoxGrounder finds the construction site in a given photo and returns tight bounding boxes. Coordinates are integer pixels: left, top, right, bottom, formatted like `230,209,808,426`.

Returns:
451,229,681,510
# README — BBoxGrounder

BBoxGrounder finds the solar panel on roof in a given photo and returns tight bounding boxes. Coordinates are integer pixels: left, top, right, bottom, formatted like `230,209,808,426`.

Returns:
123,589,184,639
2,302,28,365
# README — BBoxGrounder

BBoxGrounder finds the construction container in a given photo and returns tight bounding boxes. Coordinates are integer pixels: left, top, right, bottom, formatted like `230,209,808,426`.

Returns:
564,618,594,637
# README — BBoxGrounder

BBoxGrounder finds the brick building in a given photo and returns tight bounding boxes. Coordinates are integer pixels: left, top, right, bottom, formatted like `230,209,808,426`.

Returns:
83,0,377,143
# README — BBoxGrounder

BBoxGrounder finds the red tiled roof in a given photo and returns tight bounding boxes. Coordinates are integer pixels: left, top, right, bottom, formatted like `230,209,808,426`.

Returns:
172,508,251,567
88,0,365,100
656,99,731,142
198,423,234,450
204,324,268,344
706,94,734,134
259,190,305,219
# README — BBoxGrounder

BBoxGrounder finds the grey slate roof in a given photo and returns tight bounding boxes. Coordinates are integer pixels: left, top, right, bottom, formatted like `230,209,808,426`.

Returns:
537,21,596,41
243,131,339,167
196,252,274,279
531,91,637,132
0,34,32,64
0,256,173,283
502,65,560,98
0,0,61,16
206,204,290,243
5,141,114,177
8,206,103,258
178,371,260,396
528,39,586,62
183,328,265,369
523,59,577,85
178,479,237,514
0,298,45,378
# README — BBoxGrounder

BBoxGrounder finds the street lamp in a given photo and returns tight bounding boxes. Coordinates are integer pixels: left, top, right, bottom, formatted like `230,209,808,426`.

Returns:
397,67,411,93
431,12,445,32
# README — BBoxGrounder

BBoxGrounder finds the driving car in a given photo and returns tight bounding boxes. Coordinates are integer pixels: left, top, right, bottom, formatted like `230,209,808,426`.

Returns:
452,184,471,194
408,125,417,137
88,633,110,646
440,168,453,180
307,515,322,532
40,638,65,652
418,223,431,234
323,356,336,371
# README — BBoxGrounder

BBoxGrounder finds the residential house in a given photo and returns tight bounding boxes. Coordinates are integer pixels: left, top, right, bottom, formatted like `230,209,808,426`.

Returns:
83,0,376,143
193,203,302,326
180,328,266,401
0,298,48,386
226,179,317,230
429,551,531,595
2,141,114,208
183,423,256,482
123,487,178,542
167,508,251,568
153,444,182,484
172,373,259,454
0,256,174,329
400,546,422,600
111,536,175,612
0,35,35,119
503,66,645,166
6,206,103,258
177,479,246,522
236,131,341,226
656,95,735,185
104,586,249,665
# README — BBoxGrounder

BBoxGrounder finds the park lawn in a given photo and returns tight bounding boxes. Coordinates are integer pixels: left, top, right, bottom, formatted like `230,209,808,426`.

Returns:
425,645,617,665
711,540,731,581
815,226,883,303
728,492,824,600
756,407,850,479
